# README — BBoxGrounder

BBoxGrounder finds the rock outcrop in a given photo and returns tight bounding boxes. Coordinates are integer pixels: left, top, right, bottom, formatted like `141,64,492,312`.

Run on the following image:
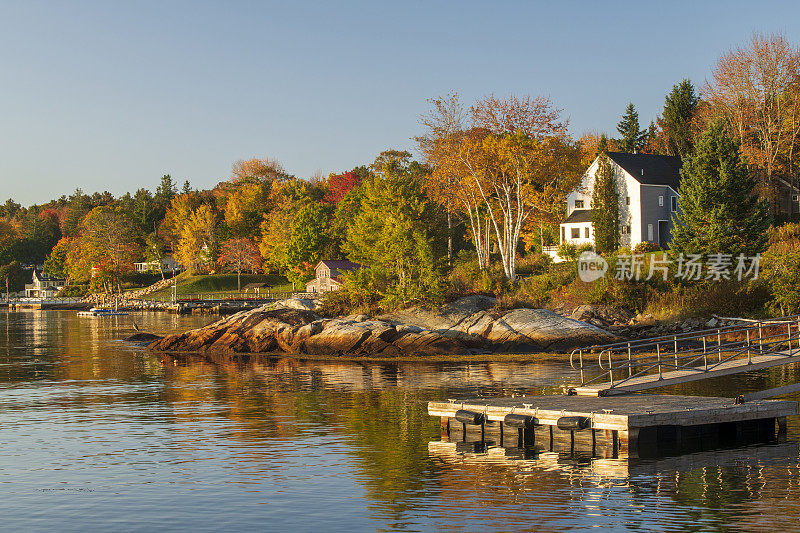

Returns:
149,296,618,356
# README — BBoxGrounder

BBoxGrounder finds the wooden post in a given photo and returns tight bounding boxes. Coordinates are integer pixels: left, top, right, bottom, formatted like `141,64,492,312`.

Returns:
612,430,619,458
549,425,554,451
718,329,722,362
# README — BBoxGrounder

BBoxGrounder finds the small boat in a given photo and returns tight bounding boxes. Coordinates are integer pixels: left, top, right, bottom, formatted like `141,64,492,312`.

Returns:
77,307,130,317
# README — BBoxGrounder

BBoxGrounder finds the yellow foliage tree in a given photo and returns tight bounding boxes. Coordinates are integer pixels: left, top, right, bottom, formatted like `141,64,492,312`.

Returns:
176,204,219,273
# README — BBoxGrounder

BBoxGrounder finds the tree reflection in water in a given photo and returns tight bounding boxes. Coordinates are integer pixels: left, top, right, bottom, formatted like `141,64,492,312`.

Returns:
3,309,800,530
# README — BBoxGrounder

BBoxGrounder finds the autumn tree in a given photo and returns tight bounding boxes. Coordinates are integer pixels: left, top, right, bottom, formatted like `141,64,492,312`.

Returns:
285,202,333,286
419,94,583,279
0,261,25,296
324,171,363,204
144,233,167,279
706,32,800,210
70,206,139,292
217,238,262,290
344,159,446,306
43,237,71,280
417,93,467,265
224,182,269,239
160,193,201,251
176,204,219,273
230,157,287,185
258,178,314,272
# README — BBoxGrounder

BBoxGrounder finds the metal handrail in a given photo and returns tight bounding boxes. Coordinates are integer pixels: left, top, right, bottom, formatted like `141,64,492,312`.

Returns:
570,315,800,391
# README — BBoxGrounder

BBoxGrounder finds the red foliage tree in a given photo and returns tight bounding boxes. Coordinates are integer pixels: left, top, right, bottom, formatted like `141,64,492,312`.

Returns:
324,171,362,204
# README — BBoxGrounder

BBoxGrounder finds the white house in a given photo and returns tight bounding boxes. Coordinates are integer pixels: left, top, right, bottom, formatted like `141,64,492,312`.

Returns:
24,270,66,298
305,260,364,294
556,152,681,253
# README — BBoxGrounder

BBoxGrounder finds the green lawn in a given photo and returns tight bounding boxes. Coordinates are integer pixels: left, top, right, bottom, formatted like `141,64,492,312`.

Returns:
145,272,294,300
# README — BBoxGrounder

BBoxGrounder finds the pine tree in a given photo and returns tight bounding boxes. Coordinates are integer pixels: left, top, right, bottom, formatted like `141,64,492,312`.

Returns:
659,79,699,158
591,148,620,254
616,103,646,153
670,120,771,257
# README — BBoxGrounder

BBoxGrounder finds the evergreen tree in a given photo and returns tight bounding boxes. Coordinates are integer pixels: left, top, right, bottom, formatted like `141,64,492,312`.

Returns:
671,120,771,257
591,149,621,253
659,79,699,158
616,103,646,153
155,175,177,207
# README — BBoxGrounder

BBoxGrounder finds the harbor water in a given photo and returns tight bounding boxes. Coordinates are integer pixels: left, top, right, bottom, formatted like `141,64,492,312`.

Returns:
2,309,800,531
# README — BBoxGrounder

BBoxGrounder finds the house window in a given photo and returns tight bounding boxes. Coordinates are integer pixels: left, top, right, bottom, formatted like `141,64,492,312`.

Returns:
561,227,565,242
575,199,584,209
671,196,677,212
571,228,580,239
585,227,590,238
626,196,630,205
647,224,654,241
793,194,800,202
658,195,664,206
622,225,630,235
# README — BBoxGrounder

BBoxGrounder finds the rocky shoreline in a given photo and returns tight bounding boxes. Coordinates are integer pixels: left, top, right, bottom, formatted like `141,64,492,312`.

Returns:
147,296,619,357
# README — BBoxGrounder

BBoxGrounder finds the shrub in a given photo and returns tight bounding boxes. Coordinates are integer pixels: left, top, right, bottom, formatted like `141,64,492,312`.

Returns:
57,284,89,297
557,242,578,261
762,223,800,315
633,241,660,254
515,253,553,278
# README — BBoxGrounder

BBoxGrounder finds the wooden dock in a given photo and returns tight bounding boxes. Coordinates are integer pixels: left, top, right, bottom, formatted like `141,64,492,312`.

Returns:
428,394,797,457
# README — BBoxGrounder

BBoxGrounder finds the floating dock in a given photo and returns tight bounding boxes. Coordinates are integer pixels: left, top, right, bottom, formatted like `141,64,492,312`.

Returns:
428,394,797,457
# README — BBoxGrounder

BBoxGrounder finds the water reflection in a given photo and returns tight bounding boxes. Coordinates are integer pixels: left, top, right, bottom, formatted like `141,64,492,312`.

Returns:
3,309,800,531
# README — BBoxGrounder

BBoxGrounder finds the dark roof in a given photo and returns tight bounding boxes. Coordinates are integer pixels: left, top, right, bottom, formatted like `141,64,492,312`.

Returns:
318,260,363,271
34,270,65,283
607,152,681,190
563,209,592,224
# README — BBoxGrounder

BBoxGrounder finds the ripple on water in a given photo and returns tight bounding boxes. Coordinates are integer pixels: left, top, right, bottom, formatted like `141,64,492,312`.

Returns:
2,310,800,531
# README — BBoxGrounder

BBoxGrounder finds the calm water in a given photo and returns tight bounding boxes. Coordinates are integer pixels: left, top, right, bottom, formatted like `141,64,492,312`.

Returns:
3,310,800,532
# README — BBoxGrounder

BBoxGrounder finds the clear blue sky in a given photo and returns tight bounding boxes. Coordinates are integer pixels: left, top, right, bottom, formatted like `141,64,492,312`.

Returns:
2,0,800,206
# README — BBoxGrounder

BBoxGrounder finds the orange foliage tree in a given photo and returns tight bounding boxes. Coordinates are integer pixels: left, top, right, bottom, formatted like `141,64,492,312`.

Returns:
419,94,584,279
217,238,262,290
706,32,800,208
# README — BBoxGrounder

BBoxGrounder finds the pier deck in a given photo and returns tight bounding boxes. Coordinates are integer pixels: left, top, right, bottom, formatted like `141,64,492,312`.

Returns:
428,394,797,456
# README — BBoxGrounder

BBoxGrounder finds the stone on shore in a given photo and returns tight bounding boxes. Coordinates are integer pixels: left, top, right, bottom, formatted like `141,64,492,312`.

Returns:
148,296,618,357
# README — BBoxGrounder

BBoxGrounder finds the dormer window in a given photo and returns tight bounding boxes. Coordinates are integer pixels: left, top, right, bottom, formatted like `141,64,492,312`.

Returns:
671,196,677,212
574,199,584,209
658,195,664,206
